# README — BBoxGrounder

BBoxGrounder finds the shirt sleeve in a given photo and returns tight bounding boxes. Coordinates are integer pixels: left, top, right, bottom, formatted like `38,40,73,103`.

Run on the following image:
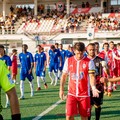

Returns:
88,60,95,74
0,63,15,92
112,51,116,58
34,54,37,62
62,58,68,73
7,56,12,66
11,55,14,61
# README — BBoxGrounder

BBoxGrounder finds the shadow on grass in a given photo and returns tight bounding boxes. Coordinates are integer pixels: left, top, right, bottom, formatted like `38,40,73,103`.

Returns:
101,109,120,118
40,113,66,120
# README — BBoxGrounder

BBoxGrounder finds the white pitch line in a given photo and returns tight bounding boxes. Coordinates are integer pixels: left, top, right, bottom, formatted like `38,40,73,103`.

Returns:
32,97,66,120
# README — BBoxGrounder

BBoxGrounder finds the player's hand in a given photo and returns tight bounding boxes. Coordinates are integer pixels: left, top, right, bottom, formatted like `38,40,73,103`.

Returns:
92,86,100,98
28,69,32,74
43,67,46,72
100,77,108,83
59,62,62,67
59,90,65,100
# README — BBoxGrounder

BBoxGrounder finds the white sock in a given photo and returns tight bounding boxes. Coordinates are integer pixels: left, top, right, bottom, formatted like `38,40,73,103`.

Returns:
20,81,24,97
41,77,46,84
13,79,16,83
29,81,34,95
53,72,58,85
37,76,41,87
6,94,9,105
58,71,62,79
49,72,54,82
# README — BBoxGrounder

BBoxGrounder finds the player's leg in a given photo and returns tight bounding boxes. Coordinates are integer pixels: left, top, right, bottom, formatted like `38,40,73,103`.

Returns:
78,97,90,120
66,116,74,120
36,76,41,91
94,105,101,120
48,65,55,85
93,87,103,120
5,94,9,108
41,71,48,89
58,65,63,80
19,80,25,99
19,71,25,99
53,63,58,86
66,95,77,120
27,73,34,97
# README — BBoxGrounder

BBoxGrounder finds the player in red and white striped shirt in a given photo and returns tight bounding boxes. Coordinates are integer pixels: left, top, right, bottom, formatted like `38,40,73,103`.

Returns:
59,42,99,120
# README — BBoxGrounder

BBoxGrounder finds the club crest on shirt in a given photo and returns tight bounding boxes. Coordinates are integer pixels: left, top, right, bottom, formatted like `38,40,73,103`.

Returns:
7,74,14,84
27,55,29,58
83,64,86,69
55,52,57,54
41,55,43,57
96,62,99,67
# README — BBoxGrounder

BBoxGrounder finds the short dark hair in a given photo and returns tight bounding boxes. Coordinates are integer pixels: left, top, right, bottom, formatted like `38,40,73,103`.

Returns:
0,45,4,49
109,41,114,44
117,43,120,46
55,43,59,46
94,42,99,46
103,42,109,47
73,42,85,52
36,45,41,47
12,49,17,53
51,45,55,49
22,44,28,48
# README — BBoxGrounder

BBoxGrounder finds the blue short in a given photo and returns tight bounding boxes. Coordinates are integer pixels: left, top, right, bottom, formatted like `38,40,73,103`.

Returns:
20,69,34,81
36,71,45,77
49,63,58,73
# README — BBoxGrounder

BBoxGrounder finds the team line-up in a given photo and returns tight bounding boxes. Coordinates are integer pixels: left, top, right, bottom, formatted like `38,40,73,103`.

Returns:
0,41,120,120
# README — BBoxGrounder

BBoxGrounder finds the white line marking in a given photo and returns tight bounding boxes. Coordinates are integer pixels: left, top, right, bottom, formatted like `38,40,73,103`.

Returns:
32,97,66,120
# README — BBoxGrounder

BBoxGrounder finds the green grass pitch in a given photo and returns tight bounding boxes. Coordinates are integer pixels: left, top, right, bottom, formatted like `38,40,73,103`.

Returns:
1,69,120,120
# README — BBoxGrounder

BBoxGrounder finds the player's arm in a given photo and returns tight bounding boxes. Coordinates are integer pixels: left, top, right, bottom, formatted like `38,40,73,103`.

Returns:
59,56,62,67
112,52,120,60
100,61,110,76
34,62,36,73
100,77,120,83
10,55,14,62
34,55,36,73
59,58,68,100
7,57,12,71
29,53,34,74
59,72,68,100
0,63,21,119
89,60,100,98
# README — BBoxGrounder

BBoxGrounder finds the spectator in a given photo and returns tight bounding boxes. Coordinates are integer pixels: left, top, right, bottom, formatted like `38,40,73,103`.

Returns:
86,2,90,8
10,6,14,13
82,2,85,8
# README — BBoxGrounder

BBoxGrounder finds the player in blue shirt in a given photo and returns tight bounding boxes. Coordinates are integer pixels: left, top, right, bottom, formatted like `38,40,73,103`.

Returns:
19,44,34,99
34,45,48,91
0,45,12,108
65,45,74,58
48,45,62,86
58,44,66,79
